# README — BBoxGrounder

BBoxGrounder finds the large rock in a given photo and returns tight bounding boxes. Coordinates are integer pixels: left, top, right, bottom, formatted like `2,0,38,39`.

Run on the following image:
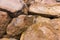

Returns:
29,0,60,17
20,22,57,40
0,11,11,37
0,0,24,12
7,15,35,36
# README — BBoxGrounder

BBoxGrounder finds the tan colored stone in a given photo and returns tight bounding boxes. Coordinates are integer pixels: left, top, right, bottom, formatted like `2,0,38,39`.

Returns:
7,15,34,36
35,16,51,23
0,11,11,37
29,0,60,17
20,22,57,40
51,18,60,40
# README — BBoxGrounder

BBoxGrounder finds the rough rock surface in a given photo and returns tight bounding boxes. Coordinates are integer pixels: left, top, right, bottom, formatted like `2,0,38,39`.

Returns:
7,15,35,36
20,22,57,40
0,11,11,37
0,0,60,40
51,18,60,40
35,16,51,23
0,0,24,12
29,0,60,16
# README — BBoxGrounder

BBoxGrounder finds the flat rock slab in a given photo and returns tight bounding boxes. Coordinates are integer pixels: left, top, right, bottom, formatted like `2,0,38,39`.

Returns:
29,0,60,17
0,11,11,37
0,0,24,12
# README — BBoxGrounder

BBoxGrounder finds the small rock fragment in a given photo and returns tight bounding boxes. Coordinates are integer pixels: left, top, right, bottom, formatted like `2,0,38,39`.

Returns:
3,35,20,40
0,38,17,40
35,16,51,23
